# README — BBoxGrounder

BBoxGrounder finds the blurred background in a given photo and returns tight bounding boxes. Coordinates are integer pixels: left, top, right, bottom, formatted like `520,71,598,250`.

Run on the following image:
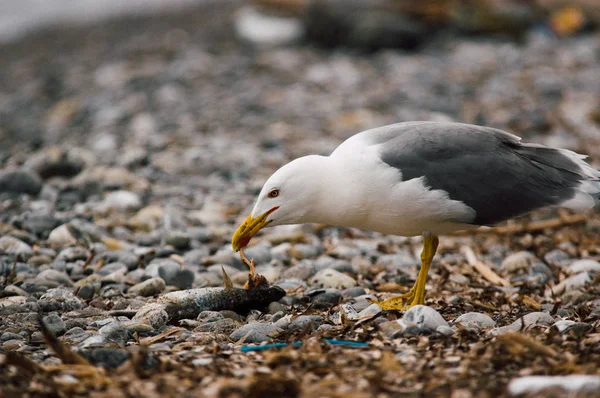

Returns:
0,0,599,218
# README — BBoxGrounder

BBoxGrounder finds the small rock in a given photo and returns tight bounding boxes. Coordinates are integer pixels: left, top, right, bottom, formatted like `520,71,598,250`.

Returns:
544,249,571,267
103,190,142,210
454,312,496,329
128,277,165,297
42,313,66,336
309,268,357,289
399,305,449,335
35,269,73,287
490,311,554,335
551,272,592,296
183,248,210,265
0,236,34,258
310,289,342,309
242,242,272,264
47,224,77,247
39,288,83,311
289,315,323,331
98,322,130,347
553,320,592,336
132,303,169,329
165,231,191,250
508,375,600,395
235,6,304,47
357,303,382,318
76,284,96,300
274,278,307,291
81,348,130,369
0,169,42,195
56,246,89,262
342,287,367,299
281,261,316,280
229,322,282,343
268,301,287,314
568,259,600,274
501,251,538,272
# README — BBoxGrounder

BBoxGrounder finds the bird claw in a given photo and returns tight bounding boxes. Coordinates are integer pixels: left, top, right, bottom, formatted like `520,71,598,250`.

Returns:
370,288,425,311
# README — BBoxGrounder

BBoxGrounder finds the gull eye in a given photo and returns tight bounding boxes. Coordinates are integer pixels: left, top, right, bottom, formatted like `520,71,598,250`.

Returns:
268,189,280,198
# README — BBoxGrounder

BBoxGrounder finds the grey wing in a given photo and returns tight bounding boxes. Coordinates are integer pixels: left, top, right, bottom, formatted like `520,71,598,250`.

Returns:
376,122,590,225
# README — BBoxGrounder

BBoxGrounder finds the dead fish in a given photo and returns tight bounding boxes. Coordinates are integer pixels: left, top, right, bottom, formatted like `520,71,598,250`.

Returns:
158,285,285,321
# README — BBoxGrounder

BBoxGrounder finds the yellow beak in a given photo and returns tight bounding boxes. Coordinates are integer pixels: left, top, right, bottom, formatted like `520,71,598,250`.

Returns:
231,206,279,251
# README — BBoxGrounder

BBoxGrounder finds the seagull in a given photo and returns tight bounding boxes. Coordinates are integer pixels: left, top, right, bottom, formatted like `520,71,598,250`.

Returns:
231,122,600,310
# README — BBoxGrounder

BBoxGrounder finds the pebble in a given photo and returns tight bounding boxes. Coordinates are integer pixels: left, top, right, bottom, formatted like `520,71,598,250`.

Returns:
39,288,84,311
309,289,342,309
289,315,323,331
81,348,130,369
489,312,554,335
0,236,34,258
553,320,592,336
230,322,282,343
35,269,73,287
242,242,272,264
235,6,304,47
42,313,66,336
76,284,96,300
567,259,600,274
551,272,592,296
454,312,496,329
183,248,210,265
132,303,169,329
164,231,191,250
342,287,367,299
501,251,538,272
47,224,77,247
309,269,357,289
281,261,316,280
0,169,43,195
508,375,600,395
56,246,89,262
128,277,165,297
398,305,450,335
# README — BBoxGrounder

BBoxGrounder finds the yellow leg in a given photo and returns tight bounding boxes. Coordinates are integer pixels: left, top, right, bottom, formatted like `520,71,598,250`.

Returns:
377,233,439,311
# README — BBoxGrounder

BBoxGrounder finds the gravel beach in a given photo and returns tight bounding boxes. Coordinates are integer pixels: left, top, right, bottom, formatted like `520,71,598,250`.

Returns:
1,1,599,397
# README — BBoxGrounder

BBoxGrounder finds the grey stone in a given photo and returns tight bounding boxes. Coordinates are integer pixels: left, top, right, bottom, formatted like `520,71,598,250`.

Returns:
97,262,128,276
568,259,600,274
357,303,382,318
39,288,84,311
0,169,42,195
129,277,165,297
0,236,34,259
42,313,66,336
35,269,73,287
454,312,496,329
553,320,592,336
501,251,538,272
310,289,342,309
132,303,169,329
309,268,357,289
183,248,210,265
230,322,282,343
281,261,316,280
376,252,416,271
268,301,287,314
77,284,96,300
274,278,306,290
165,231,191,250
399,305,449,335
489,311,554,335
99,322,130,347
56,246,89,262
289,315,323,331
242,242,272,264
544,249,571,266
342,287,367,299
103,190,142,210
